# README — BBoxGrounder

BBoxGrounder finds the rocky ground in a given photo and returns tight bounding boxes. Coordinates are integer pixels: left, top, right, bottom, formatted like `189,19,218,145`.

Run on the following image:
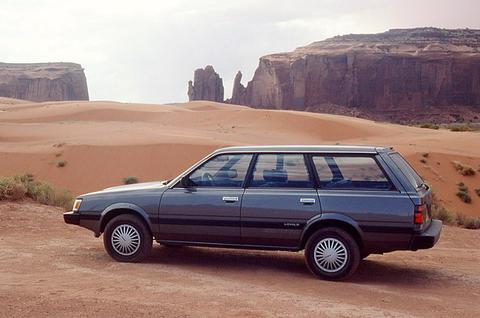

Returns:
0,201,479,318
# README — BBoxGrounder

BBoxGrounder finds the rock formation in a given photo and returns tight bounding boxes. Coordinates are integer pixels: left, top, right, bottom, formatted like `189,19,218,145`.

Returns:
236,28,480,122
187,65,224,102
0,62,89,102
230,71,247,105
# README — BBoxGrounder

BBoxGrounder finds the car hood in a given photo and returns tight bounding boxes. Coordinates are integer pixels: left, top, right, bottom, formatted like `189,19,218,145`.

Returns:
81,180,170,197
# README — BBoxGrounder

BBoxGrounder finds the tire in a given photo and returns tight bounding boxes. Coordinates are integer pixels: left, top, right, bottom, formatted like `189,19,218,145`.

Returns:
305,227,360,280
103,214,152,262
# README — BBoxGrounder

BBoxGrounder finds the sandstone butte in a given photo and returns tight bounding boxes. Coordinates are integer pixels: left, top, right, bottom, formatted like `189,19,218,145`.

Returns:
0,62,89,102
193,28,480,123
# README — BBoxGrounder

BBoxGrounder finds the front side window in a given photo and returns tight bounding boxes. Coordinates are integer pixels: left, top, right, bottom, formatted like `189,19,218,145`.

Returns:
250,154,313,188
188,154,253,187
313,156,393,190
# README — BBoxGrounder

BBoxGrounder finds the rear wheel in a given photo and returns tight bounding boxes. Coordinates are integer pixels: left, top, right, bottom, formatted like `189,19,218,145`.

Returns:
305,227,360,280
103,214,152,262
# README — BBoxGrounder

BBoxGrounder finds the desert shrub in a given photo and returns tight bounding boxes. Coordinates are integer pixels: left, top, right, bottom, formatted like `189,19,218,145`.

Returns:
420,159,427,164
463,217,480,229
456,214,480,229
431,204,456,225
456,191,472,203
452,161,476,176
0,177,27,201
123,176,139,185
447,124,475,132
57,160,67,168
475,188,480,197
422,153,429,158
0,174,73,211
456,182,472,203
419,123,439,130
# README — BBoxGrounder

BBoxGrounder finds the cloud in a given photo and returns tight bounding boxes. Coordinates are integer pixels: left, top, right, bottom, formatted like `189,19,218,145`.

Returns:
0,0,479,103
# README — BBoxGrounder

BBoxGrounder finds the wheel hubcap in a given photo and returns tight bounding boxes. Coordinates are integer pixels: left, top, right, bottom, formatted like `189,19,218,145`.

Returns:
111,224,141,256
314,238,348,273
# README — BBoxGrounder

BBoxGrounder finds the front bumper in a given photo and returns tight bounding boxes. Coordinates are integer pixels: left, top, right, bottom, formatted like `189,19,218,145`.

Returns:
410,219,442,250
63,211,80,225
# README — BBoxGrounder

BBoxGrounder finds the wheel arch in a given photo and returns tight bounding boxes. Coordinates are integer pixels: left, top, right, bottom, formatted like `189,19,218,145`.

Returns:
99,203,153,237
300,213,364,250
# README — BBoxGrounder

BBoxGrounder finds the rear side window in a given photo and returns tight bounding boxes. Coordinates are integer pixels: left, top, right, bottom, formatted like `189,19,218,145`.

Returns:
389,152,424,189
250,154,313,188
312,156,393,190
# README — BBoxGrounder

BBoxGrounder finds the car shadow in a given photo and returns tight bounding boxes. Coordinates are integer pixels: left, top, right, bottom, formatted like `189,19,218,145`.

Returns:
146,245,446,286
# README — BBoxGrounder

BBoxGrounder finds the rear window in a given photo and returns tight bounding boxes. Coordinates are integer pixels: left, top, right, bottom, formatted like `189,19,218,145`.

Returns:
312,156,393,190
389,152,424,189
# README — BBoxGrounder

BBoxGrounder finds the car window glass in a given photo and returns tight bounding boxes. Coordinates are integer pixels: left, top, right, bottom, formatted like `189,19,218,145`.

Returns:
250,154,313,188
313,156,392,190
389,152,424,189
189,154,253,187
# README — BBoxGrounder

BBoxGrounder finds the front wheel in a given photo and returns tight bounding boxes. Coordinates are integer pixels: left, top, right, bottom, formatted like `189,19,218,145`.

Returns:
103,214,152,262
305,227,360,280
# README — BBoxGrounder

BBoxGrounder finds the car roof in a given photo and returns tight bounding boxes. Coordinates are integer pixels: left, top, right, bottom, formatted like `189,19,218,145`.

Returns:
213,145,392,154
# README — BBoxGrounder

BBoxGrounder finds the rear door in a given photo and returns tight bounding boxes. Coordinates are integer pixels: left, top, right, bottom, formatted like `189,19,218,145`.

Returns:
241,153,321,248
158,153,253,244
311,154,414,251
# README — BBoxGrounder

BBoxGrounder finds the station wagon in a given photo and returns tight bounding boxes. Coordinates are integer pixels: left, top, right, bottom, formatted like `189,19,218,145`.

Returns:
64,145,442,280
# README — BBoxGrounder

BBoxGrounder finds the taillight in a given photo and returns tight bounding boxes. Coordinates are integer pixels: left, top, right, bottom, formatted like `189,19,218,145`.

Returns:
414,204,425,224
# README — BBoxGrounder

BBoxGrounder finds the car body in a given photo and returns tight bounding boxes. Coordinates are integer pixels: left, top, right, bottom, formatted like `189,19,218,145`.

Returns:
64,145,442,280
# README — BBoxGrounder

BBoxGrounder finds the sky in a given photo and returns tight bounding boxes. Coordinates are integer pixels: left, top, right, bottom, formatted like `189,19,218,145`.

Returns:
1,0,480,104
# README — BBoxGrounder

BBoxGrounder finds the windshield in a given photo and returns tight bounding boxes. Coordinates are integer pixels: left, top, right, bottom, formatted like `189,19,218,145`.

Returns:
389,152,424,189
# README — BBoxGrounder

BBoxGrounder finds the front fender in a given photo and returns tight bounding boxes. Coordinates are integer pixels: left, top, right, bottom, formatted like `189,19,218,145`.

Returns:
299,212,365,245
97,203,152,237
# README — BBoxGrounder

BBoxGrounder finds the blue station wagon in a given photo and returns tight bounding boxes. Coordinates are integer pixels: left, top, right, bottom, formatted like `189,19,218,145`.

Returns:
64,145,442,280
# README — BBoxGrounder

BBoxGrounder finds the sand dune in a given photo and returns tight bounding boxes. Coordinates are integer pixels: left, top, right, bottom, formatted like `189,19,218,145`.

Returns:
0,99,479,216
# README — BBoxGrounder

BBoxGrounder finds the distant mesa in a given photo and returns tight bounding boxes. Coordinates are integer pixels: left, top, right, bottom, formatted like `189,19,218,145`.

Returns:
0,62,89,102
190,28,480,123
188,65,224,102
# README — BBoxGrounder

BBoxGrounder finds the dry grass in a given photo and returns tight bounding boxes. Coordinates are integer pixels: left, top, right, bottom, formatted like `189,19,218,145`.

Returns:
123,176,139,185
452,161,476,176
432,192,479,229
0,174,73,211
419,123,440,130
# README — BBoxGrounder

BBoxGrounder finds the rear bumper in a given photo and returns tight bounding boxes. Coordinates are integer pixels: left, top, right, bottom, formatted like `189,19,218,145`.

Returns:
63,211,80,225
410,219,442,250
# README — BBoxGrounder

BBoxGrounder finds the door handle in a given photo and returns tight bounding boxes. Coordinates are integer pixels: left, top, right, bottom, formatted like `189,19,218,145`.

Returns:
222,196,239,203
300,198,316,205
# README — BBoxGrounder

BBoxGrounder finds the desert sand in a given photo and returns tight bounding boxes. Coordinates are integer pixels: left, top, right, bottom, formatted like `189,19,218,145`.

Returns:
1,98,480,317
0,97,479,216
0,201,479,317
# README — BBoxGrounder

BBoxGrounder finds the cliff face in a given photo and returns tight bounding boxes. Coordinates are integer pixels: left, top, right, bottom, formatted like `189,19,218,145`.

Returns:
238,28,480,122
188,65,224,102
0,62,89,102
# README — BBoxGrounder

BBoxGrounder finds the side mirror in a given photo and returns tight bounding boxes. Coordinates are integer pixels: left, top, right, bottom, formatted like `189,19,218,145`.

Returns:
180,175,191,188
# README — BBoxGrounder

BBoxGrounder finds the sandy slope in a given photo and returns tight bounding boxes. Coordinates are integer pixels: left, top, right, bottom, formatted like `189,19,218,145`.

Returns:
0,201,479,317
0,99,479,216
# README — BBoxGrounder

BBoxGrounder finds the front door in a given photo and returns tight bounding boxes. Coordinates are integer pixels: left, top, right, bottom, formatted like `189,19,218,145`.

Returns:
241,153,321,248
158,153,253,244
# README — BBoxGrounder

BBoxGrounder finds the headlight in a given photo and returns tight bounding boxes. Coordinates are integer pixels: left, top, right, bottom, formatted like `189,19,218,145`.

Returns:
72,199,82,212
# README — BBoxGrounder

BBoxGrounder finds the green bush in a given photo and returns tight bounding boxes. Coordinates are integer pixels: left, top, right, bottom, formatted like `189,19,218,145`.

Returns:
123,176,139,185
447,124,475,132
456,191,472,203
0,174,73,211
